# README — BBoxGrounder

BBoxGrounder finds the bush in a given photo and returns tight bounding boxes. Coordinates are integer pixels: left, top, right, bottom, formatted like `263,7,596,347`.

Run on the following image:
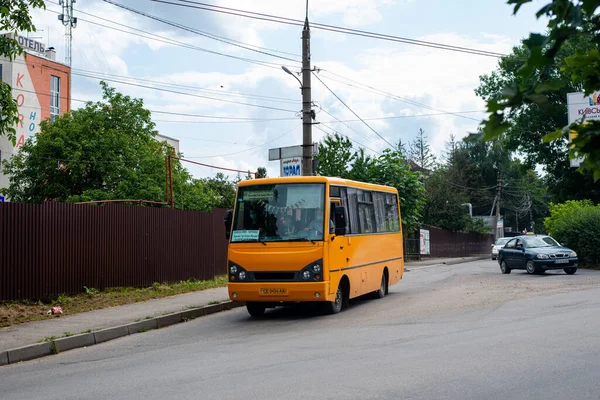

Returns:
545,200,600,267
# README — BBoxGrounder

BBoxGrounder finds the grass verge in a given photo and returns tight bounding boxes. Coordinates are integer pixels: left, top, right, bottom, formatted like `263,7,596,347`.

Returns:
0,275,227,328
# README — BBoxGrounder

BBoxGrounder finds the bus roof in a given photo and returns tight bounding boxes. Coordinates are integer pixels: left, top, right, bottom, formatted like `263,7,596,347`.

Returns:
237,176,398,193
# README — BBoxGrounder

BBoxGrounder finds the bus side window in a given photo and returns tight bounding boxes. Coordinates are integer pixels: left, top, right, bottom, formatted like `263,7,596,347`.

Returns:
329,201,339,234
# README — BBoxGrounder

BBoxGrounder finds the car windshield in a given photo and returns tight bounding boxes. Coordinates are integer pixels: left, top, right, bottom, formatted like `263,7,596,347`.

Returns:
495,238,510,246
523,236,559,248
231,183,326,243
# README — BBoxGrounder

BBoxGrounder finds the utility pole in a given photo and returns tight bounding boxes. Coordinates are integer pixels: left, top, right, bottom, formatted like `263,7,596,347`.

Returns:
301,0,314,176
528,192,534,233
494,172,503,240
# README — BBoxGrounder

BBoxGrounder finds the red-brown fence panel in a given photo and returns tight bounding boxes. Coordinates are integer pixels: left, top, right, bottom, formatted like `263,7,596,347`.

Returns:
420,225,494,258
0,203,228,301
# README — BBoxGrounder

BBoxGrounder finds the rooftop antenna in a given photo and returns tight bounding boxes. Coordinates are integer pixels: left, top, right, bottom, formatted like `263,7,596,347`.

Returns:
58,0,77,66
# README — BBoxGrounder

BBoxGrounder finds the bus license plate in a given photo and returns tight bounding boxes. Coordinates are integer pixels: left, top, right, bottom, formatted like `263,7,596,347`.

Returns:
555,259,569,264
259,288,288,296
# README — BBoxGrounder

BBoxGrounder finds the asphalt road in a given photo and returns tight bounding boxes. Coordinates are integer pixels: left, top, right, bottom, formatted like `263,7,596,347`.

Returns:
2,260,600,400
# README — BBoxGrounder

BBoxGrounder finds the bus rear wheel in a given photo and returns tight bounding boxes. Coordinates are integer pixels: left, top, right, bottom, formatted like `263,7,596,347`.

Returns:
246,302,266,318
373,273,387,299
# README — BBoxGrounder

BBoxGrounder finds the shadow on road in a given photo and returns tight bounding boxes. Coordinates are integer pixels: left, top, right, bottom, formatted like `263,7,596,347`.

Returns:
237,292,400,321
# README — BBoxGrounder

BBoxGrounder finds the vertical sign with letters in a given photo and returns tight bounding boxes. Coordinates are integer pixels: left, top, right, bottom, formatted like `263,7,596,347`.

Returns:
281,157,302,177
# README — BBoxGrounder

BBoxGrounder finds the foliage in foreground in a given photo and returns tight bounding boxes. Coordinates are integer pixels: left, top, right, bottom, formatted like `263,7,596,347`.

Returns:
545,200,600,266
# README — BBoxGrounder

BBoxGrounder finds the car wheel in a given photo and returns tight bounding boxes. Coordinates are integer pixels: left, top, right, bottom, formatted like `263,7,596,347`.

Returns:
323,284,343,315
526,260,538,275
246,302,266,317
564,267,577,275
500,260,511,274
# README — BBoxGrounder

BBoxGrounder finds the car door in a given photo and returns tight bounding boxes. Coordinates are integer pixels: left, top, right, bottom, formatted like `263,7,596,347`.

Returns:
502,239,517,267
513,238,527,269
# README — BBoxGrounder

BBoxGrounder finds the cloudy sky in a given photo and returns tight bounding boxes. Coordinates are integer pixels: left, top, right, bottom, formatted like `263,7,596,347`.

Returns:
28,0,547,179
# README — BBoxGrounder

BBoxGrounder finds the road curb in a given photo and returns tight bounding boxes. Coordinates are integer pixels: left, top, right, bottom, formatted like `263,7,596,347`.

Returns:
406,256,489,270
1,300,246,366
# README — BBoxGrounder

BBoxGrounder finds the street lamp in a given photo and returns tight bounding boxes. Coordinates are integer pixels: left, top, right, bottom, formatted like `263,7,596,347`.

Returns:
281,66,302,87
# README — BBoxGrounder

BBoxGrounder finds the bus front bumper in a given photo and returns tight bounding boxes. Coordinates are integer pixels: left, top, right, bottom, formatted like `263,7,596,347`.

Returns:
228,281,332,303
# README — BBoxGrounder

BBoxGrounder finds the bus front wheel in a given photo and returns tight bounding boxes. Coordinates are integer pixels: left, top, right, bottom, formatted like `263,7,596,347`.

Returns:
246,302,266,317
323,285,343,315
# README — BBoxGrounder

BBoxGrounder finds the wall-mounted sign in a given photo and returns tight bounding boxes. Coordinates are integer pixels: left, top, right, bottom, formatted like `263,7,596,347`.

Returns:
2,33,46,54
567,91,600,167
281,157,301,177
419,229,430,255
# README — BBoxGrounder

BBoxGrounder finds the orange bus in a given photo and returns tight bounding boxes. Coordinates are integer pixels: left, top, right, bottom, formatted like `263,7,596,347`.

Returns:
224,176,404,317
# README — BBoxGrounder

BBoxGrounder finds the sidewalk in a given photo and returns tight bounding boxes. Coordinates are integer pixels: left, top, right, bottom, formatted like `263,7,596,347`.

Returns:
0,256,487,363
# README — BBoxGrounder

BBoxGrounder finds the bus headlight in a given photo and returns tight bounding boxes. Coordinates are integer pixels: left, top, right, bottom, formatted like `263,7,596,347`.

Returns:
299,260,323,281
228,262,248,282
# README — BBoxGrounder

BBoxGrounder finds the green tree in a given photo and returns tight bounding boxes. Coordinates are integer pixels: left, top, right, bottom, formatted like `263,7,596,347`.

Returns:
256,166,267,178
0,0,46,144
367,148,426,232
202,173,237,209
479,0,600,179
315,133,355,177
1,82,180,203
475,34,600,201
408,128,436,170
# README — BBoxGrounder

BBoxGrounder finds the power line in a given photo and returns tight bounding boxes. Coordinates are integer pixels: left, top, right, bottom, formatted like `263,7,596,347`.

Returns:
11,86,299,122
315,124,381,155
69,71,298,113
42,4,297,70
313,72,395,148
318,70,483,122
319,110,486,124
152,0,506,58
184,124,301,159
72,69,298,104
11,56,300,106
319,108,387,152
102,0,301,63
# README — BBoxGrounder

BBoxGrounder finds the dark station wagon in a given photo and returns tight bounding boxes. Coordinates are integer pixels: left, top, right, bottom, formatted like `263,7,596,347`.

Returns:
497,235,579,275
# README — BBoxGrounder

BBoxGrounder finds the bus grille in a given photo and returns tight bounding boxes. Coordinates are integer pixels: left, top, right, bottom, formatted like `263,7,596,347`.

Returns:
253,272,296,281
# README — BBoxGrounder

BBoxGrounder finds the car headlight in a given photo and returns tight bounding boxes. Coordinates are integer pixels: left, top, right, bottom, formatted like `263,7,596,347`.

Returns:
570,251,577,257
229,265,238,274
238,271,246,280
536,254,549,259
312,264,321,273
302,270,312,280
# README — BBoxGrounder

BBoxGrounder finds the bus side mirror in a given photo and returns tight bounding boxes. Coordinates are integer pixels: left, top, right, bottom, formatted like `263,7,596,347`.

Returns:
334,206,346,236
224,209,232,240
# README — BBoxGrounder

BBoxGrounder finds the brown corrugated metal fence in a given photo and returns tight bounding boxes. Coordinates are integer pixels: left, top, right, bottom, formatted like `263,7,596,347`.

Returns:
0,203,228,301
422,225,494,258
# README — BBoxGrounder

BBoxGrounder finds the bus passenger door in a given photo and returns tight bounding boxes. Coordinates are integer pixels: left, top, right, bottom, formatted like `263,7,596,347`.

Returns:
328,199,347,295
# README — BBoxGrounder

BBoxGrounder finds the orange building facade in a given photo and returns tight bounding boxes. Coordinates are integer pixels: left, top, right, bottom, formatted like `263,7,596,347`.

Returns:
0,35,71,194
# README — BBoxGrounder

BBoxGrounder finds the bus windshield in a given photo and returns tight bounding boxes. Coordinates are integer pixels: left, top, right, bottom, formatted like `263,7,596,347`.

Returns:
231,183,326,243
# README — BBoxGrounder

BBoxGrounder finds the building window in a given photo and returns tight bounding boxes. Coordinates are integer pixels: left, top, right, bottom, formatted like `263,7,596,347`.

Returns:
50,75,60,120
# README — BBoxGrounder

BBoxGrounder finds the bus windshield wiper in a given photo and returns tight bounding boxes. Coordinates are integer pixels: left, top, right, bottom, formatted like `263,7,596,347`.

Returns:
233,239,267,246
295,237,315,244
